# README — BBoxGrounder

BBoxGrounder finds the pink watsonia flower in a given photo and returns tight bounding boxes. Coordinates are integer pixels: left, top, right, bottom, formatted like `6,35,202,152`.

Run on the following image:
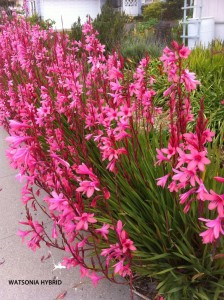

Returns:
80,265,90,278
110,80,122,92
95,223,110,240
9,119,31,130
52,221,58,239
214,176,224,183
179,188,196,204
156,174,170,188
6,135,33,147
74,212,97,231
46,191,68,211
116,220,123,235
17,229,31,242
186,149,210,172
199,217,224,243
89,272,104,287
161,144,176,159
156,149,169,165
113,259,124,275
179,46,191,59
206,190,224,216
196,182,209,201
202,129,215,143
122,238,136,253
183,132,198,149
76,180,100,198
102,187,110,199
113,260,132,277
172,167,200,186
116,221,136,252
76,163,94,177
168,181,179,192
62,257,79,269
181,69,200,92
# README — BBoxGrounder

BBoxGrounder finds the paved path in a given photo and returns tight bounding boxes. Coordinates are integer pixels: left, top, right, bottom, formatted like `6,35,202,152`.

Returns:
0,129,137,300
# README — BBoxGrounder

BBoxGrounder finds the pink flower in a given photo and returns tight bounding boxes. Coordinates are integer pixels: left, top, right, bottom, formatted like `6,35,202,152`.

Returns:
156,149,169,164
186,149,210,172
80,265,90,278
181,69,200,91
9,120,31,130
179,46,191,58
113,259,124,275
46,191,67,211
76,180,100,198
102,187,110,199
122,238,136,253
199,217,224,243
89,272,104,287
113,260,132,277
95,223,110,240
17,229,31,242
206,190,224,216
168,181,179,192
202,129,215,143
74,213,97,231
214,176,224,183
76,163,94,177
52,221,58,239
196,182,209,201
180,188,196,204
161,144,176,159
6,135,33,147
156,174,170,188
62,257,79,269
172,167,200,186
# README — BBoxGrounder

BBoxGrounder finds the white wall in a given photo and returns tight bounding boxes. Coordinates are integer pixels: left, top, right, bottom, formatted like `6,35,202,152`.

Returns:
39,0,101,30
122,0,141,16
191,0,224,45
194,0,224,22
215,22,224,41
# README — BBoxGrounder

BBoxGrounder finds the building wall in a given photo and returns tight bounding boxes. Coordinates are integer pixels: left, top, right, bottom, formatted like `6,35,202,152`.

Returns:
39,0,101,30
194,0,224,22
122,0,141,16
187,0,224,48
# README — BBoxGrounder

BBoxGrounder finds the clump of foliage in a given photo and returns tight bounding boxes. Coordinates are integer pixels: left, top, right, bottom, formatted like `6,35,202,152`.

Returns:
143,1,165,20
143,0,184,21
188,41,224,129
70,16,82,41
136,18,158,33
27,13,55,29
121,33,165,62
92,0,129,51
0,12,224,300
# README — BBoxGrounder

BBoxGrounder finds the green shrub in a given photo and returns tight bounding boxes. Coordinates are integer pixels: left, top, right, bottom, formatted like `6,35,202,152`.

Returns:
188,42,224,129
70,16,82,41
143,0,184,21
143,1,166,20
121,34,165,62
136,18,158,33
92,1,129,51
163,0,184,20
27,14,55,29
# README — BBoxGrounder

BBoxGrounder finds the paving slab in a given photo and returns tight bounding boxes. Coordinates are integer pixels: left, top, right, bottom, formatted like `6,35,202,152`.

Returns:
0,128,138,300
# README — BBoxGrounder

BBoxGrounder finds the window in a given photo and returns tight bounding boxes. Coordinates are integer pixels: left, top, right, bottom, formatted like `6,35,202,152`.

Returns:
124,0,137,7
30,0,36,15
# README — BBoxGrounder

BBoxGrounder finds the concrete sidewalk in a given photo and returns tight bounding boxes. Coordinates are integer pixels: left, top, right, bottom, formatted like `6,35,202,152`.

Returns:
0,129,138,300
